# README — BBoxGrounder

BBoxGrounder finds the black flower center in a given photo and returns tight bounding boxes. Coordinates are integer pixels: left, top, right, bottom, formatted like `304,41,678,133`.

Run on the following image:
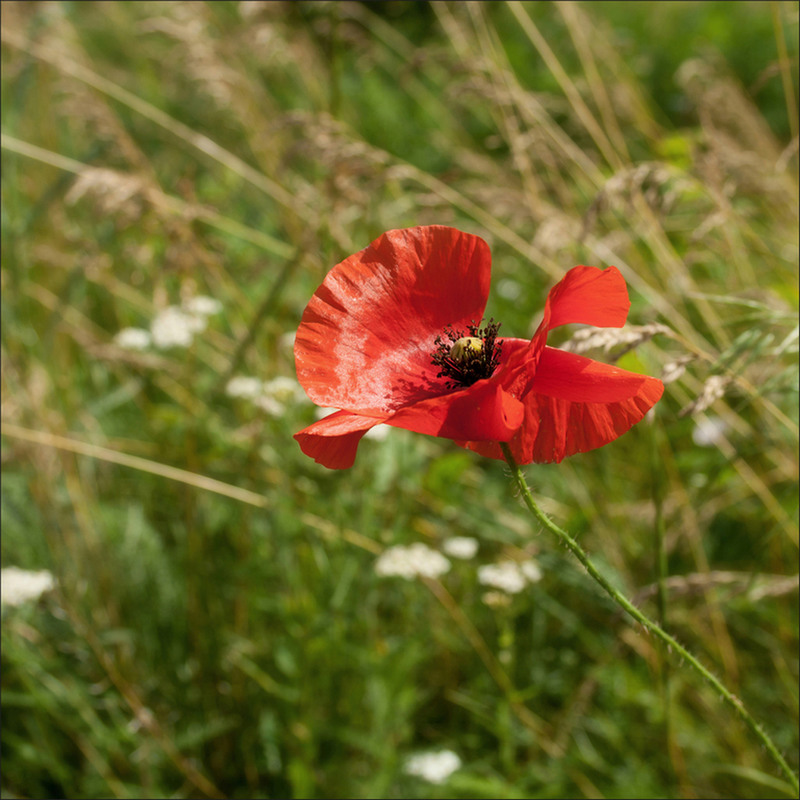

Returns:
431,319,502,389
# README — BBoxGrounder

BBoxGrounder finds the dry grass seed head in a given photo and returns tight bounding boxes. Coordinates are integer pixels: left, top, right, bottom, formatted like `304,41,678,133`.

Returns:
680,374,732,417
138,4,244,111
561,323,672,362
65,169,149,224
661,355,697,385
678,58,797,208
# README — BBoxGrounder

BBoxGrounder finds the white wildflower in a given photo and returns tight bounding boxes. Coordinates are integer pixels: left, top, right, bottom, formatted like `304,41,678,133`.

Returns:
1,567,55,607
150,306,206,349
226,376,263,399
183,295,222,316
692,416,728,447
520,559,543,583
374,543,451,580
254,394,284,415
263,376,304,400
256,377,308,415
478,562,526,594
405,750,461,784
443,536,479,560
478,559,542,595
114,327,152,351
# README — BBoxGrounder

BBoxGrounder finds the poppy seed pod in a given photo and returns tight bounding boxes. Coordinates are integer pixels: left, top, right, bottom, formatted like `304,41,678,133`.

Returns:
449,337,484,362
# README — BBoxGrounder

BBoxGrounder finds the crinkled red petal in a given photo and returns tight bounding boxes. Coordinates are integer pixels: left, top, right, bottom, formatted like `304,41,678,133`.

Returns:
294,410,387,469
498,266,631,396
541,265,630,331
295,226,491,415
531,347,662,403
460,347,664,463
386,379,524,442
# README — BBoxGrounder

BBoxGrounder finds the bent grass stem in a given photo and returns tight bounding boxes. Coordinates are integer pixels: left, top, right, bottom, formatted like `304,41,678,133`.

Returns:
499,442,799,795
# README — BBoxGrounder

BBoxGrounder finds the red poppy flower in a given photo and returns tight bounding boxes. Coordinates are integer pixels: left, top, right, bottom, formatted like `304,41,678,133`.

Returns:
294,226,663,469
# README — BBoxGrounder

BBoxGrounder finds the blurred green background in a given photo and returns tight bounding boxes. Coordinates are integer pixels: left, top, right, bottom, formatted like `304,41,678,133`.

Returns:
1,2,797,798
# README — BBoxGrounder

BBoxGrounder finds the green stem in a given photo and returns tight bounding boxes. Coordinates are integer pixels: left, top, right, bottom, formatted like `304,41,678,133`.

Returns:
500,442,799,795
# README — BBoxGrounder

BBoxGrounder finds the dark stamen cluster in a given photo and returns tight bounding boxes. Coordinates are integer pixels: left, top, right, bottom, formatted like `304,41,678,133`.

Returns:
431,319,502,389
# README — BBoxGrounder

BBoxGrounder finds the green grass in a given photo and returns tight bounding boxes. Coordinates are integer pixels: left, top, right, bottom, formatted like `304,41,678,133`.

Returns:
2,1,798,798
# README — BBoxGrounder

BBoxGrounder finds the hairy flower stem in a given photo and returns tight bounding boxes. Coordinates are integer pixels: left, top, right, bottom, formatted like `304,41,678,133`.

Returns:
499,442,799,794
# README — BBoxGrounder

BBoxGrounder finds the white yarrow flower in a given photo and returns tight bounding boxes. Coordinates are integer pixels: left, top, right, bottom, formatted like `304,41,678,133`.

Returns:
442,536,479,559
257,377,308,415
1,567,55,607
183,295,222,316
226,376,264,399
150,306,206,348
374,543,451,580
226,376,308,414
520,559,543,583
405,750,462,784
478,562,527,594
255,394,285,415
263,376,304,401
478,559,542,595
114,327,152,351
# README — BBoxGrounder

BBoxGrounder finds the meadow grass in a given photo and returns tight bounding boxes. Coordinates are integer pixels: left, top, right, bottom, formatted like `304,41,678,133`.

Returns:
1,2,798,798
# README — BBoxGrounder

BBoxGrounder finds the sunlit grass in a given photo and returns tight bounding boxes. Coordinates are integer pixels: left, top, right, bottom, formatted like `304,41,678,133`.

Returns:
2,2,797,798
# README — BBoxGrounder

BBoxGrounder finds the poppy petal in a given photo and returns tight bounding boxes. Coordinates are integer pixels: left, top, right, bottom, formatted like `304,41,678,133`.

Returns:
461,347,664,463
387,379,525,442
531,347,663,403
541,265,631,331
491,336,535,396
495,267,631,396
295,226,491,415
294,410,387,469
